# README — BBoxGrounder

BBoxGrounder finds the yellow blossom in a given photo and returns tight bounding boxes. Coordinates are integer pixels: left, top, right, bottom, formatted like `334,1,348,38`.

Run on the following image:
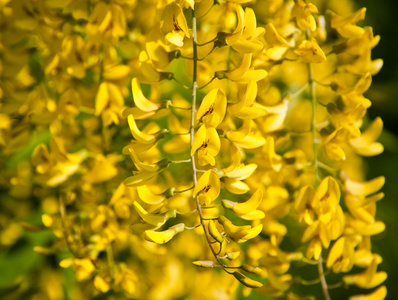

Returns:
226,6,264,53
343,258,387,289
161,2,190,47
196,88,227,127
193,170,220,206
191,125,221,166
295,38,326,63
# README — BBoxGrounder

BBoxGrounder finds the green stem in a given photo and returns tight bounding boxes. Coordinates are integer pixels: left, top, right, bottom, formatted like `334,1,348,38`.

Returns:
106,243,116,278
307,59,320,184
197,37,217,46
306,29,330,300
59,195,83,258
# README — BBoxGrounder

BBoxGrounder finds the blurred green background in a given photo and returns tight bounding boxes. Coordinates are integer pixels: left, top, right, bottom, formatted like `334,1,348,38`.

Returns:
356,0,398,299
0,0,397,299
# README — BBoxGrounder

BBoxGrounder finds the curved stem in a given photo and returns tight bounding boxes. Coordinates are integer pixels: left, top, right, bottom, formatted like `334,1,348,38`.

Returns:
317,255,331,300
190,9,230,275
173,76,192,89
172,159,192,164
198,76,216,89
197,37,217,46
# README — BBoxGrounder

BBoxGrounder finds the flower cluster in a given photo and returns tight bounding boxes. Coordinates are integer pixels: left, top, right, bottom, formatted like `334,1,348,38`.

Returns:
0,0,386,299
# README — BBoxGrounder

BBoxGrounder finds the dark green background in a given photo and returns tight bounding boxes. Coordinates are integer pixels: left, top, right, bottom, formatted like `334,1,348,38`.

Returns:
353,0,398,299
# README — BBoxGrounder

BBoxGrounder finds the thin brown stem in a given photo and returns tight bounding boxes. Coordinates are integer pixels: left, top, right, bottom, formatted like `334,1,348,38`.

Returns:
190,9,230,275
318,255,331,300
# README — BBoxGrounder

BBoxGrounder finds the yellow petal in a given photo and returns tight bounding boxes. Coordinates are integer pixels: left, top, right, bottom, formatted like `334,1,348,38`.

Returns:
95,82,109,116
227,120,252,141
232,105,268,119
208,220,224,243
197,89,227,127
148,223,184,244
103,65,131,81
223,178,250,194
225,163,257,180
233,189,263,215
232,39,263,54
226,54,252,81
229,80,257,114
132,78,161,112
349,285,387,300
191,125,206,156
94,275,110,293
236,68,268,83
226,6,245,45
295,38,326,63
240,224,263,241
326,237,345,269
350,117,384,156
166,30,185,47
241,8,257,40
315,176,341,214
124,171,157,187
144,228,176,244
235,135,266,149
128,115,156,144
233,271,263,288
128,148,159,172
137,185,165,205
345,176,385,197
239,210,265,220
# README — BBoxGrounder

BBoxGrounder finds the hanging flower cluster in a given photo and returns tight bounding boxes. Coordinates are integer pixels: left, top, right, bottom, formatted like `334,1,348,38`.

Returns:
0,0,386,299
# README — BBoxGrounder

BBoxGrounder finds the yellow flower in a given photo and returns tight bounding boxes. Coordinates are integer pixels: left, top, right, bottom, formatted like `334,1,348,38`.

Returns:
94,275,111,293
191,125,221,166
228,81,267,119
115,263,137,296
294,185,316,225
218,215,262,243
344,175,385,223
293,0,318,31
127,114,169,145
226,6,264,53
95,82,124,126
264,23,294,61
144,223,185,244
330,8,366,38
161,2,190,47
222,189,265,220
350,117,384,156
82,154,119,184
295,38,326,63
133,201,176,228
326,237,355,273
321,127,350,161
225,54,268,83
226,120,266,149
32,137,87,187
343,258,387,289
193,170,220,206
196,88,227,127
349,285,387,300
342,27,380,56
60,258,96,281
87,2,126,41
